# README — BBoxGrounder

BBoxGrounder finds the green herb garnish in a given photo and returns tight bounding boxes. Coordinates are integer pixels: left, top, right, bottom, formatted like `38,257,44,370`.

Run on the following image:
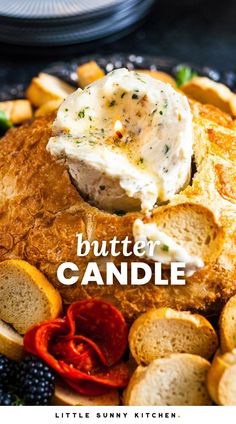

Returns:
109,100,116,107
175,65,198,87
0,110,13,136
78,107,89,118
78,109,85,118
132,93,139,99
121,92,126,98
163,99,168,109
161,244,169,252
164,144,170,154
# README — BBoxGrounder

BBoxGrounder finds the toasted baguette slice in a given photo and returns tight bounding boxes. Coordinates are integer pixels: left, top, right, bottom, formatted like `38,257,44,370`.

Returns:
152,203,225,265
181,77,236,116
124,354,211,406
138,70,176,88
207,349,236,405
35,99,62,117
53,380,120,406
77,61,105,89
220,294,236,352
0,259,62,334
0,319,23,360
0,100,33,124
129,307,218,364
27,73,74,107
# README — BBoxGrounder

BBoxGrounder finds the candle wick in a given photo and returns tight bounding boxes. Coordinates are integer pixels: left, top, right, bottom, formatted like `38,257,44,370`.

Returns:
116,130,123,139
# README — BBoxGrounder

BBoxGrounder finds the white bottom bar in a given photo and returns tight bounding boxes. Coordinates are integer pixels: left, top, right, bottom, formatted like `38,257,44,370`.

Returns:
1,406,236,424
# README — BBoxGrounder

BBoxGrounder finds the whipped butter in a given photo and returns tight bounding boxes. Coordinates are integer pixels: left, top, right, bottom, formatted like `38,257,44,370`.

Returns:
47,68,193,212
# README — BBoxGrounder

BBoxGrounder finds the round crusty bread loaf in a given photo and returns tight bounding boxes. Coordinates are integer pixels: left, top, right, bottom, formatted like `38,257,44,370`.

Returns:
0,259,62,334
129,307,218,364
53,380,120,406
0,319,23,360
0,98,235,322
220,294,236,352
207,349,236,405
124,354,212,406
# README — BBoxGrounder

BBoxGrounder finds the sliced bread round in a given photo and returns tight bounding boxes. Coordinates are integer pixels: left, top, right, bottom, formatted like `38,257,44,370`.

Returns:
129,307,218,364
220,294,236,352
207,349,236,405
124,354,211,406
0,259,62,334
0,319,23,360
53,380,120,406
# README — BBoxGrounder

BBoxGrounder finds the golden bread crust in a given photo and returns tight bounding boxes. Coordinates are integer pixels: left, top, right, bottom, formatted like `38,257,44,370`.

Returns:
0,100,235,322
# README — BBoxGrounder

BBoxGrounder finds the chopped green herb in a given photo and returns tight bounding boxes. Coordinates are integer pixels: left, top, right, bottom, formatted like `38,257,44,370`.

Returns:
138,157,144,165
132,93,139,99
121,92,126,98
163,99,168,109
151,108,157,115
161,244,169,252
64,108,68,112
88,116,93,121
89,140,96,145
0,110,12,136
159,110,163,115
109,100,116,107
175,65,198,87
78,109,85,118
164,144,170,154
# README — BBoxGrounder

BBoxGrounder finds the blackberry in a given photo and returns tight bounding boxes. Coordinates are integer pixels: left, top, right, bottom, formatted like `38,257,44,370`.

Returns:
0,385,15,406
17,355,55,405
0,354,15,384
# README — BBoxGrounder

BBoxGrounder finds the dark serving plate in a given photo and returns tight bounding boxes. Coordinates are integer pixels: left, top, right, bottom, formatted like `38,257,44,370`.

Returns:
0,53,236,101
0,1,155,47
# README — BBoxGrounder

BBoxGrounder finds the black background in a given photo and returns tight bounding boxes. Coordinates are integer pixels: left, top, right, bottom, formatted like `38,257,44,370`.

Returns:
0,0,235,86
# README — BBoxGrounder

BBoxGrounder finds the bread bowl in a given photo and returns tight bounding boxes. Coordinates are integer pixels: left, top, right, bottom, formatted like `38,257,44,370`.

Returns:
0,66,235,324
